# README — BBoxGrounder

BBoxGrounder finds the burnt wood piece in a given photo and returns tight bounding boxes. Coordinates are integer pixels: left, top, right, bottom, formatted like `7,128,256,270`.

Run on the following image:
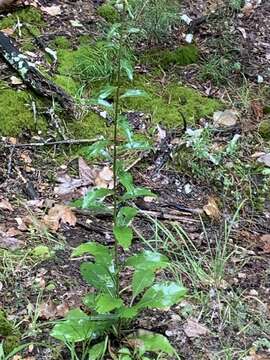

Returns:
0,31,76,115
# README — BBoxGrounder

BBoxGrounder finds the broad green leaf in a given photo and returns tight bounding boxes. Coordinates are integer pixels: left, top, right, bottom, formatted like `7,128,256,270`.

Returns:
121,140,151,151
80,140,111,160
118,169,155,200
80,262,116,296
95,294,123,314
129,330,175,355
117,206,138,227
119,116,133,142
137,282,187,310
116,305,138,319
113,225,133,249
88,340,107,360
97,85,116,99
107,23,121,40
132,269,155,297
83,188,113,209
120,89,147,99
83,293,96,309
126,251,169,271
72,242,112,265
120,59,134,81
121,188,156,201
50,309,95,343
118,347,132,360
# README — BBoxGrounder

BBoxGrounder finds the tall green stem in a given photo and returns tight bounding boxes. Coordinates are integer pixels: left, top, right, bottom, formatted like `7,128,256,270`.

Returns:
113,25,124,298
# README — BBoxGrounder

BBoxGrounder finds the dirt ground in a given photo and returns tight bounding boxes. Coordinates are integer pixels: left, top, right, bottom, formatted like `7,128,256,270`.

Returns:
0,0,270,359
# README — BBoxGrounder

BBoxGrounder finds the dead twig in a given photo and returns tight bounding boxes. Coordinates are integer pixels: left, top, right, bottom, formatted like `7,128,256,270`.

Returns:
3,138,100,148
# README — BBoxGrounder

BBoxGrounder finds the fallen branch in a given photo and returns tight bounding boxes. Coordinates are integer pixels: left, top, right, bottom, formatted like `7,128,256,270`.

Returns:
3,138,101,148
0,31,77,115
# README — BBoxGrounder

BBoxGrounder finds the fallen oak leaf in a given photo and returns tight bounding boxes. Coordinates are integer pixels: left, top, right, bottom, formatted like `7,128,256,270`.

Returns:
203,197,220,220
0,198,14,211
43,205,77,232
95,166,114,189
39,300,69,320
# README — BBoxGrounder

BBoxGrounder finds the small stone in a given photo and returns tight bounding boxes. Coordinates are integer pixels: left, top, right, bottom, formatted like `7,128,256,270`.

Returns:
257,75,264,83
257,153,270,167
213,110,238,128
249,289,258,296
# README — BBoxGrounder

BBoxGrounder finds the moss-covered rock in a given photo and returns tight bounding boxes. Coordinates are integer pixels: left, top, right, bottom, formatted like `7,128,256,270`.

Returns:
124,76,223,127
0,310,21,354
142,45,199,68
97,3,120,23
258,119,270,140
0,83,47,136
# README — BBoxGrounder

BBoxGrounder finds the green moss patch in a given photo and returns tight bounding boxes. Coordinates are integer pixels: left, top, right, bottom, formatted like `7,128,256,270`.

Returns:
142,45,199,68
124,76,223,127
258,119,270,140
0,7,44,30
97,3,120,23
52,36,71,50
0,83,47,136
69,112,110,139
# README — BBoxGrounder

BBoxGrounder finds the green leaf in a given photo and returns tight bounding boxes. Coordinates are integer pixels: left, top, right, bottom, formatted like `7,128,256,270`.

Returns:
129,330,175,355
120,89,147,99
113,225,133,249
72,242,112,265
81,140,111,160
117,206,138,227
119,116,133,142
126,251,169,271
120,59,134,81
83,188,113,209
118,169,155,200
132,269,155,298
50,309,95,343
88,340,107,360
83,293,96,309
116,305,138,319
121,140,151,151
121,188,156,201
97,85,116,99
80,262,116,296
137,282,187,310
95,294,123,314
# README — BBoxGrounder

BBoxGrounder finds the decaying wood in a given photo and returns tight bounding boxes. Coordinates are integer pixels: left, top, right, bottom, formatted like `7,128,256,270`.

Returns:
0,30,76,115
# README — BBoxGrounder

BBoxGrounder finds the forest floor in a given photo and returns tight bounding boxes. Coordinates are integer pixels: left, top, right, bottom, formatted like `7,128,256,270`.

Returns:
0,0,270,359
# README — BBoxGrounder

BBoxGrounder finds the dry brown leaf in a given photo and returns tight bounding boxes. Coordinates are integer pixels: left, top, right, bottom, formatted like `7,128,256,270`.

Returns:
40,5,61,16
2,27,15,36
0,198,14,211
183,319,209,338
39,300,69,320
54,174,87,200
260,234,270,253
20,151,32,164
0,232,24,250
43,205,76,232
95,166,113,189
203,197,220,220
251,101,264,120
78,157,96,183
6,227,22,237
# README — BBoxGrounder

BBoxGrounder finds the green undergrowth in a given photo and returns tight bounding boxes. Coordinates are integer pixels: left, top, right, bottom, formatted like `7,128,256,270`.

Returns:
0,83,47,136
142,45,199,68
0,310,21,354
